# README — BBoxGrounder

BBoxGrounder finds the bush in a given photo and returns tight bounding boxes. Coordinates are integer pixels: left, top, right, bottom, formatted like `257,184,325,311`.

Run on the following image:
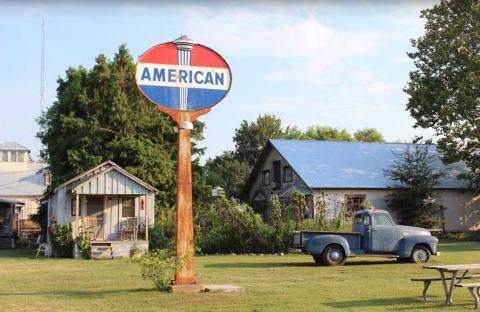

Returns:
284,191,307,230
195,197,288,254
149,224,174,251
131,249,187,291
76,234,91,259
15,236,29,249
49,223,73,257
440,231,480,241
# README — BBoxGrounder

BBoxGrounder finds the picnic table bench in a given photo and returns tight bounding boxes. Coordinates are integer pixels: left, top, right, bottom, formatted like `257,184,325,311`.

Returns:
454,283,480,309
420,264,480,306
411,275,480,301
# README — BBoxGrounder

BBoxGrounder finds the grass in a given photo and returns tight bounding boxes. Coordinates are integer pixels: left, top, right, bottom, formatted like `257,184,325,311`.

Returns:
1,239,480,311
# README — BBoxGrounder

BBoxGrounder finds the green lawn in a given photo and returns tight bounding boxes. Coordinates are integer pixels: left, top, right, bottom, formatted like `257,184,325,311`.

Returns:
1,239,479,312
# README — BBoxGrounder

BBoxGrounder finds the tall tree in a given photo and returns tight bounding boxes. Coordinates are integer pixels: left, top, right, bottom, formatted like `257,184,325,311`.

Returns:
38,45,205,208
385,146,445,228
405,0,480,188
233,114,284,167
354,128,385,142
303,126,352,141
203,151,250,198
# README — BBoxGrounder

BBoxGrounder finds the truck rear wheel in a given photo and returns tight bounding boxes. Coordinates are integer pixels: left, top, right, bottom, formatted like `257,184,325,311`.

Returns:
322,245,346,266
312,254,323,265
410,246,430,263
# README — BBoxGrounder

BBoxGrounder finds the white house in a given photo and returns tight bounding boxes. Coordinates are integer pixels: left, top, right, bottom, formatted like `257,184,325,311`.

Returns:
48,161,156,258
243,140,479,232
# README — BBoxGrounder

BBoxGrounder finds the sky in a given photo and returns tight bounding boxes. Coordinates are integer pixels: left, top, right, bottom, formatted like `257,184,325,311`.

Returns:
0,0,438,162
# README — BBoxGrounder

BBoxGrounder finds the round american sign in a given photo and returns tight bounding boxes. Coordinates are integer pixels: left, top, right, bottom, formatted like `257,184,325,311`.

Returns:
135,36,232,112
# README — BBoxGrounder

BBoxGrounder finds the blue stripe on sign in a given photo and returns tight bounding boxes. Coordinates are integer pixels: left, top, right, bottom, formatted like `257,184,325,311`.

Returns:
139,85,180,110
187,89,227,110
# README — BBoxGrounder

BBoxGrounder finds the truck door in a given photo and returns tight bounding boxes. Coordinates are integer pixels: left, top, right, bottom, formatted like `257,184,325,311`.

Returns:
370,213,400,253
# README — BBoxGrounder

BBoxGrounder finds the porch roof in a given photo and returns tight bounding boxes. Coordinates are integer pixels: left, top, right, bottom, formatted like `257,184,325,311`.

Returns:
54,161,158,195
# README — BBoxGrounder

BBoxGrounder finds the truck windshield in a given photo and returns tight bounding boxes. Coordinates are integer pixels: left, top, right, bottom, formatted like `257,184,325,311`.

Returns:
372,214,393,226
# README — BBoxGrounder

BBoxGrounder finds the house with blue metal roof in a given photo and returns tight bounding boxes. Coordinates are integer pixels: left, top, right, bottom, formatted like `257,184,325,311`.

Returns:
243,140,479,231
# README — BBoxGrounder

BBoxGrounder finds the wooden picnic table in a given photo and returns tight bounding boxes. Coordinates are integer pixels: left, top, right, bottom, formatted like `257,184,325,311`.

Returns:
423,264,480,305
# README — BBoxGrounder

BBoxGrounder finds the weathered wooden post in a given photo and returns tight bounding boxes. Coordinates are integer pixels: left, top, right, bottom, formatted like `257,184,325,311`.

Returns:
135,35,232,291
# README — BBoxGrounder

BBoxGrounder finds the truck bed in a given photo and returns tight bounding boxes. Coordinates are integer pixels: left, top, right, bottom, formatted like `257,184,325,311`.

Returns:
293,230,361,250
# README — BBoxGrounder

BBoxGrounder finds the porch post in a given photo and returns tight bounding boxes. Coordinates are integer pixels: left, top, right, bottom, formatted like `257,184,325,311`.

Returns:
145,195,149,241
75,193,80,237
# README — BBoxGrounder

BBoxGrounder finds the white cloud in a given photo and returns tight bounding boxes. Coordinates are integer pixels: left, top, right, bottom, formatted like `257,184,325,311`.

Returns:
393,53,412,63
366,81,391,96
178,6,381,61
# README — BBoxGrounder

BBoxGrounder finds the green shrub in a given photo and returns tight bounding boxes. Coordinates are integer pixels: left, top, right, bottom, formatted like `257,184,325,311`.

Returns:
284,191,308,230
15,236,29,250
76,234,91,259
49,223,73,258
299,208,351,233
440,231,480,241
148,224,174,251
131,249,187,291
195,197,293,254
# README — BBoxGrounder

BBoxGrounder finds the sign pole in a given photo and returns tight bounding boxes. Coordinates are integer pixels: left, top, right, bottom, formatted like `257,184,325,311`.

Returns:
174,123,195,285
135,35,234,292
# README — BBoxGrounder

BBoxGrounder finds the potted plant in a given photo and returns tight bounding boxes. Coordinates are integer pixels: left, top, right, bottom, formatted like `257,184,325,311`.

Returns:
130,244,142,258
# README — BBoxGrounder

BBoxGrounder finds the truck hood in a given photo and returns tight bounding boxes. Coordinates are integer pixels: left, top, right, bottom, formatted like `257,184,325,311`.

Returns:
398,225,431,236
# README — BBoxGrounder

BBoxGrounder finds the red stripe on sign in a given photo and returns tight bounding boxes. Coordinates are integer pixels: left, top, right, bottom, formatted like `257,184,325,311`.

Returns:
190,45,228,68
139,43,178,65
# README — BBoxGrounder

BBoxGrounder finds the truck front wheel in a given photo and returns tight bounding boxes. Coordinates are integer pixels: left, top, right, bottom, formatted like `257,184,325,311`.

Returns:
322,245,346,266
410,246,430,263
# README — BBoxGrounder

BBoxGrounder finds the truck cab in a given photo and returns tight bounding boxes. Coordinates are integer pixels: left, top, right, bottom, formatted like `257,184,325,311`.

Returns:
293,209,439,266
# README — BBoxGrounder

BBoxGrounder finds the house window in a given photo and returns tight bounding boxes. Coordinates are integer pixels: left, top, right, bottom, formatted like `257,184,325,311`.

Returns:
1,151,7,162
122,198,135,218
71,198,83,216
10,152,17,162
262,170,270,186
345,195,366,219
283,166,292,182
272,161,281,184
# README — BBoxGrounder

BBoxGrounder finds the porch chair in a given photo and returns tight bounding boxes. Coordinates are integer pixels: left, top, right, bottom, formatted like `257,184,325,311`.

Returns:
120,217,138,241
35,235,48,258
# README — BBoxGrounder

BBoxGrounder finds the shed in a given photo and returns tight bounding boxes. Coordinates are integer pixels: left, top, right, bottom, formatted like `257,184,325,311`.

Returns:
48,161,156,258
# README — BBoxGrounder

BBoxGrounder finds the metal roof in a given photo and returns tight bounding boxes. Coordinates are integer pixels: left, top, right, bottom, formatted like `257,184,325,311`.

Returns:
0,142,30,151
269,140,469,189
0,163,48,196
54,160,158,194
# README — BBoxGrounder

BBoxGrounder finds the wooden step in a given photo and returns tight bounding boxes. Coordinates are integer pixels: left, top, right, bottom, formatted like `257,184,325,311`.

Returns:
90,242,113,260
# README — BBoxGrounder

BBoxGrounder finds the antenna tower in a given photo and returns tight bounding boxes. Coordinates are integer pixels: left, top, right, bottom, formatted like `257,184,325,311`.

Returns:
40,18,46,114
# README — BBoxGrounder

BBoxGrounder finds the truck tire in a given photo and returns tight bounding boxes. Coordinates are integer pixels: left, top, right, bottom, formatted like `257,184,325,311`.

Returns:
410,246,430,263
322,245,346,266
312,254,323,265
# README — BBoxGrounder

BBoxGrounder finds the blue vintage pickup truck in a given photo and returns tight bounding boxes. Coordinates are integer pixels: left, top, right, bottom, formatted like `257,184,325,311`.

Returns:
293,209,439,266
